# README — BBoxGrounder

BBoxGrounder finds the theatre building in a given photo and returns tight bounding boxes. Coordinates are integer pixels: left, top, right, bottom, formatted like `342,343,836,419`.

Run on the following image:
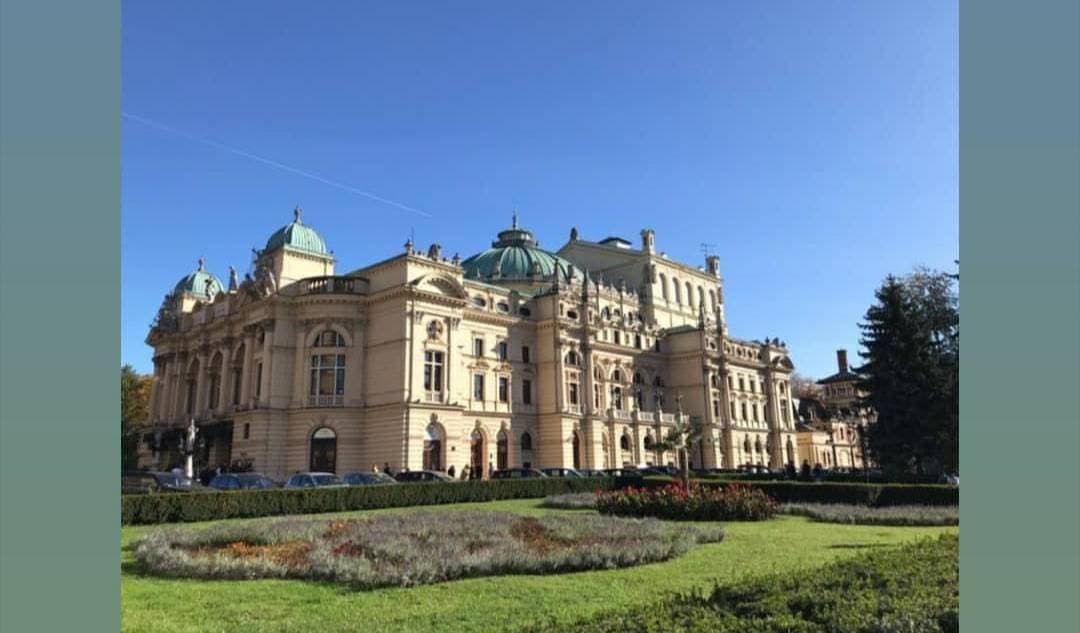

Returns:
140,209,799,480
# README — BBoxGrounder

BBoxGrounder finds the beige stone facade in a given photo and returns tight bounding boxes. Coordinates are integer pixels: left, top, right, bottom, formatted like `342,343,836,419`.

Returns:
793,350,875,469
139,211,798,481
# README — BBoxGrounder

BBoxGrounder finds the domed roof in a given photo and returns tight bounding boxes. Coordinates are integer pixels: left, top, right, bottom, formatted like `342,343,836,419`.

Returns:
173,258,225,297
264,206,330,256
461,214,584,285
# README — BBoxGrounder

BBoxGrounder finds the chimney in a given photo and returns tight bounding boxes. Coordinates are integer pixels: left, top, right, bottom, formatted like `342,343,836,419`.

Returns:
705,255,720,277
836,349,848,373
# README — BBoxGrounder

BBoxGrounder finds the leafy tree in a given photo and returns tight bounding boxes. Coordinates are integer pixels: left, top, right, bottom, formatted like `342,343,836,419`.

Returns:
121,365,153,470
855,268,958,475
789,372,821,399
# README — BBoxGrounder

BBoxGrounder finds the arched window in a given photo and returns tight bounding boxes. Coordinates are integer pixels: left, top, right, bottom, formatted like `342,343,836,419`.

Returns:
520,432,533,452
612,370,622,383
571,431,581,470
315,330,345,347
470,430,485,476
709,290,717,311
652,376,665,410
309,427,337,472
644,434,655,450
620,434,631,451
697,286,705,309
423,424,443,471
611,385,623,410
602,307,611,320
672,278,681,304
685,282,694,307
185,358,200,415
309,352,346,407
659,274,669,300
565,350,580,366
207,352,223,410
231,345,245,406
496,430,508,470
633,372,645,409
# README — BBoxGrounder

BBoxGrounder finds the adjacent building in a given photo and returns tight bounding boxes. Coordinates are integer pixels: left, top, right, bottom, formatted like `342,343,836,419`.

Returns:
794,350,876,469
140,209,800,480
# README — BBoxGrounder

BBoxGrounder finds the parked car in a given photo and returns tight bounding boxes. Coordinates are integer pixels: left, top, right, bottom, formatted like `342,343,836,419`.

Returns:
490,468,547,479
284,472,345,488
207,473,277,491
393,470,454,483
603,468,644,479
540,467,583,478
121,470,202,494
343,471,397,486
635,466,678,476
576,469,609,477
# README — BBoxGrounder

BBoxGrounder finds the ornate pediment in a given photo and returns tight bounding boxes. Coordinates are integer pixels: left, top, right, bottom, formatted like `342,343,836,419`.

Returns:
414,274,468,300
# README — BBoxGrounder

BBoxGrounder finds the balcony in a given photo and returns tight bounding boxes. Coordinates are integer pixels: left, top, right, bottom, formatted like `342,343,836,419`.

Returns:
303,276,362,295
608,408,631,421
659,413,676,424
307,394,344,407
634,411,656,423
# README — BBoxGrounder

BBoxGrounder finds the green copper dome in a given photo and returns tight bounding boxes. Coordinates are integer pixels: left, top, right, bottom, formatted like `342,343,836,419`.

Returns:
173,259,225,297
264,207,330,256
461,216,583,285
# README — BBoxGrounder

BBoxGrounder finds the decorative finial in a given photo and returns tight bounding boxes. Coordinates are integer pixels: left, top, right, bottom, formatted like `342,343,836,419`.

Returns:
512,207,518,229
293,205,302,223
197,257,205,271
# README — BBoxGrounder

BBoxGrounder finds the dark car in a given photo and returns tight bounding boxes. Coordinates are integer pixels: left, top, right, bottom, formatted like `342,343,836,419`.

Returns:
540,467,583,478
393,470,454,483
207,473,277,491
490,468,547,479
343,471,397,486
122,470,202,494
284,472,345,488
577,469,609,477
603,468,644,479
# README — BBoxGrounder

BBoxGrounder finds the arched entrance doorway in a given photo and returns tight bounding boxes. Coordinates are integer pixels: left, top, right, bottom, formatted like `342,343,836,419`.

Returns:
496,430,508,470
423,424,443,472
309,427,337,472
470,430,484,479
571,431,581,469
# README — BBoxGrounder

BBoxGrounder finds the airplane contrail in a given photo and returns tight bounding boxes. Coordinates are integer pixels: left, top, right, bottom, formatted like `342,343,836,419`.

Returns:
122,111,432,218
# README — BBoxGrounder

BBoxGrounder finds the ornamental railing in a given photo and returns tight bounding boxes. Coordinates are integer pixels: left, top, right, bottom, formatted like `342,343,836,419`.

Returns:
307,394,344,407
304,276,361,295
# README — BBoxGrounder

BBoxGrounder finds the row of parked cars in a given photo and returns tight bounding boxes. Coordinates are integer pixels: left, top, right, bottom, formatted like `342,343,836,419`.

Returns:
122,464,690,494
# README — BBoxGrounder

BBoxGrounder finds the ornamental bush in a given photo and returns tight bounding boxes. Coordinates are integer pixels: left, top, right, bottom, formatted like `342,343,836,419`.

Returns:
780,503,959,526
122,477,617,525
596,482,777,522
521,534,960,633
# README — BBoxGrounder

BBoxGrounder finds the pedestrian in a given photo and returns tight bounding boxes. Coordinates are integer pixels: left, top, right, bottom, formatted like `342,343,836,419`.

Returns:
383,462,391,475
447,464,456,478
461,464,471,481
812,462,824,481
372,463,380,474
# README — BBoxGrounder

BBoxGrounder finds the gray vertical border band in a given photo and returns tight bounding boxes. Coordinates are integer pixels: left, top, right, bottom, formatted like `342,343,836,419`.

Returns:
961,1,1079,631
0,1,120,631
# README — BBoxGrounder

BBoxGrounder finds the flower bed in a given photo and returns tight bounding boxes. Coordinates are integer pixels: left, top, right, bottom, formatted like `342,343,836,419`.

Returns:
132,510,724,589
780,503,959,526
596,483,777,521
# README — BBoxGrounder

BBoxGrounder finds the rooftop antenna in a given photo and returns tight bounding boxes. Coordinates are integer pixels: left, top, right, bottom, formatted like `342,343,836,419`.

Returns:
699,242,717,258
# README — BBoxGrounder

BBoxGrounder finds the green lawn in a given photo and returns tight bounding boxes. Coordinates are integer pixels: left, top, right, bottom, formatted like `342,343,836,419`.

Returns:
121,499,957,633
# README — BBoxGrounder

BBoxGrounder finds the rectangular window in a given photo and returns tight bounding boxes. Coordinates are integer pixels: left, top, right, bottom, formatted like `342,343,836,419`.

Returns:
309,354,346,406
521,346,530,363
243,423,250,440
473,374,484,400
473,337,484,357
423,351,444,392
497,341,508,361
635,334,642,349
498,376,509,402
712,400,720,416
614,331,621,345
255,363,263,397
568,382,579,405
752,403,759,422
739,377,745,391
522,379,532,405
730,401,737,419
740,403,747,420
728,375,734,390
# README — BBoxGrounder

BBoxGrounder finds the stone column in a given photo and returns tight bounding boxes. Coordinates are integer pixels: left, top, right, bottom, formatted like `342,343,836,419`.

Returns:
193,349,209,418
292,323,308,408
259,322,275,408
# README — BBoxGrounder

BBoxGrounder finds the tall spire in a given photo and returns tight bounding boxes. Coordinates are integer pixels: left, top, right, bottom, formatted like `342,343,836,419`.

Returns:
512,207,519,229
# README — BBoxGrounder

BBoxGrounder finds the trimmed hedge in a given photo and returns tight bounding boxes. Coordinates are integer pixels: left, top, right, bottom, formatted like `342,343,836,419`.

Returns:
521,534,960,632
122,478,616,525
633,476,958,507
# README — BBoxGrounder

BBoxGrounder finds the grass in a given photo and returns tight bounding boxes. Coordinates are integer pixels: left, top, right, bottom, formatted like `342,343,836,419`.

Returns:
122,498,957,633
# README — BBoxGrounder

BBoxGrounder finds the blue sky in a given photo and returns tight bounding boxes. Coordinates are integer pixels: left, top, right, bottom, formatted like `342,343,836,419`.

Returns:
122,1,957,379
